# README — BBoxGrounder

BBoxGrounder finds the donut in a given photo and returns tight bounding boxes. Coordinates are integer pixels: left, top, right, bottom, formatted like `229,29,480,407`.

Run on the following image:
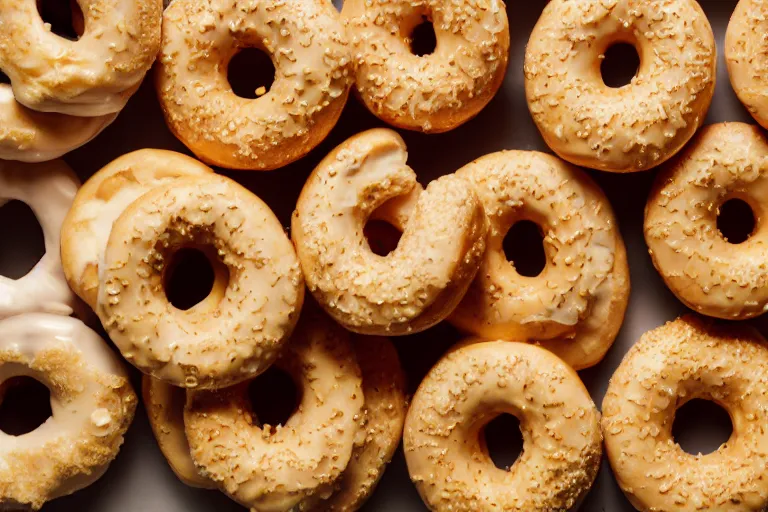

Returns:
184,310,364,511
0,0,161,116
96,174,304,389
292,128,488,335
450,151,630,370
156,0,353,171
141,376,214,489
645,123,768,320
0,85,116,162
726,0,768,129
61,149,214,310
404,340,602,512
0,159,81,320
524,0,716,173
0,314,136,510
341,0,509,133
603,315,768,511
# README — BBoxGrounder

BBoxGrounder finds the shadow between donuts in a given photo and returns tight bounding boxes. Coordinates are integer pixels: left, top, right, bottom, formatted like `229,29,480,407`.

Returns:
0,200,45,281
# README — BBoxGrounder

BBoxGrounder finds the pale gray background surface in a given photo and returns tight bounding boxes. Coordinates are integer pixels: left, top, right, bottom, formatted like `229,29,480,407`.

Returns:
0,0,759,510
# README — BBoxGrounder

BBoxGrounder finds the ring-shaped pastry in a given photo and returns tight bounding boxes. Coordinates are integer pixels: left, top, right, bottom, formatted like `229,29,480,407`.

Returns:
726,0,768,129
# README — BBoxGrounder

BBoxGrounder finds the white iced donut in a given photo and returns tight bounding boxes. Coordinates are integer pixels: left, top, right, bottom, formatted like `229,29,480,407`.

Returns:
0,159,81,320
0,314,136,510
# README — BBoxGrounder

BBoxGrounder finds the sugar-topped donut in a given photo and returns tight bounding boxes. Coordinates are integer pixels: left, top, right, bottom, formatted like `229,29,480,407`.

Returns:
645,123,768,320
450,150,630,370
726,0,768,129
0,0,161,116
525,0,716,173
184,310,364,511
603,315,768,511
0,159,81,320
97,174,304,389
157,0,353,170
342,0,509,133
61,149,214,310
0,314,136,510
405,340,602,512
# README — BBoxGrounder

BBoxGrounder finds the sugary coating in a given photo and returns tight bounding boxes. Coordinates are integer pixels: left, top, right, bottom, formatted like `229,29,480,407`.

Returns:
157,0,353,170
0,314,136,510
0,0,161,116
405,340,602,511
603,315,768,511
451,150,629,369
292,128,488,335
645,123,768,320
97,174,304,389
726,0,768,129
342,0,509,133
524,0,716,172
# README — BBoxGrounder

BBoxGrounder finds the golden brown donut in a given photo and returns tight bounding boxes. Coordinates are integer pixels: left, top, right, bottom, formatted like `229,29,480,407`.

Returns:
450,150,630,370
0,0,161,116
524,0,716,173
341,0,509,133
292,128,488,335
726,0,768,129
61,149,214,310
184,310,364,512
157,0,353,170
603,315,768,511
404,340,602,512
97,174,304,389
0,314,136,510
645,123,768,320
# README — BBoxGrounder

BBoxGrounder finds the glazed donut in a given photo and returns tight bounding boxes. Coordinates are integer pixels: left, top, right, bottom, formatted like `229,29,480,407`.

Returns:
157,0,353,170
97,174,304,389
603,315,768,511
450,151,630,370
292,128,488,335
0,314,136,510
184,310,364,511
404,340,602,512
645,123,768,320
726,0,768,129
61,149,214,309
524,0,716,173
0,0,161,116
0,159,81,320
341,0,509,133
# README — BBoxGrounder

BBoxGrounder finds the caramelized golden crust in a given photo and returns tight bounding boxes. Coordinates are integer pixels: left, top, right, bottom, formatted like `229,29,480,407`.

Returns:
524,0,716,173
97,175,304,389
342,0,509,133
603,316,768,511
451,150,629,369
0,314,136,510
726,0,768,129
404,341,602,511
0,0,161,116
645,123,768,320
292,128,488,335
157,0,353,170
185,310,364,512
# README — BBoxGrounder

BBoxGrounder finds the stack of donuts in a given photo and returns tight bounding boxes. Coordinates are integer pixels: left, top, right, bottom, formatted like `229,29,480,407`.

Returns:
3,0,768,510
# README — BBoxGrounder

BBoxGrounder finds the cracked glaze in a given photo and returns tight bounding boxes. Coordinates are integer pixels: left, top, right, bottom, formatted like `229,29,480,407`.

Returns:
524,0,716,172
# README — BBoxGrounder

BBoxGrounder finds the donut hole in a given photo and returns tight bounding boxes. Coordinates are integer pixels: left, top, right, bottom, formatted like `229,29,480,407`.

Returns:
600,43,640,89
672,399,733,455
0,377,52,436
227,48,276,100
717,198,755,244
364,219,403,256
248,366,301,431
409,16,437,57
37,0,85,41
164,247,226,311
0,71,9,85
503,220,546,277
0,201,46,280
482,414,524,471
